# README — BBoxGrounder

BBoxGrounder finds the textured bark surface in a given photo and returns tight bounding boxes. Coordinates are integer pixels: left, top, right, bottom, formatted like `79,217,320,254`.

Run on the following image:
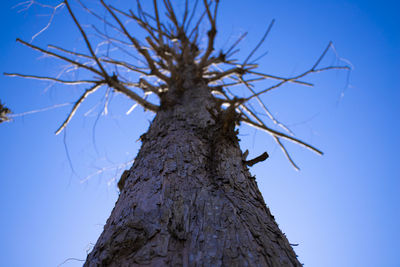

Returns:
85,82,301,266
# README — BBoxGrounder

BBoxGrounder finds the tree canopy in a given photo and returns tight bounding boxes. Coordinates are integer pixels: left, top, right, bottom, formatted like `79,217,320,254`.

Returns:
5,0,350,170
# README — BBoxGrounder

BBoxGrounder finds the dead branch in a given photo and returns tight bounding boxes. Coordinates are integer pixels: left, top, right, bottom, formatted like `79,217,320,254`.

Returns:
107,78,159,112
275,136,300,171
48,44,94,60
220,77,265,87
226,32,248,57
76,0,122,34
240,116,323,155
55,83,103,135
64,0,108,77
17,38,102,76
246,70,313,87
184,0,199,33
152,0,164,45
29,2,65,42
243,44,350,103
101,58,150,76
238,102,321,170
237,76,294,135
244,152,269,167
139,78,162,94
4,73,95,85
9,0,350,171
199,0,218,68
243,19,275,65
100,0,169,82
8,102,72,119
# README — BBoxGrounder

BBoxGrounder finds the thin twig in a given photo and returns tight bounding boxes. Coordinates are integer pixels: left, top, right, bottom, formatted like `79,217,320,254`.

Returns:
31,2,65,42
226,32,248,57
4,73,95,85
199,0,217,68
8,102,73,118
64,0,108,76
243,19,275,65
55,83,103,135
238,76,294,135
101,0,169,81
17,38,103,76
240,116,323,155
274,136,300,171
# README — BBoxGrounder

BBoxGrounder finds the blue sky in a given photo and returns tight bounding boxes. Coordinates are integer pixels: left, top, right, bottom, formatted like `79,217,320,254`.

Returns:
0,0,399,266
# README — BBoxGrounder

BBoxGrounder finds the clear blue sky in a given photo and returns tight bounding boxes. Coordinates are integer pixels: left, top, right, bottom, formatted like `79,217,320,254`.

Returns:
0,0,399,266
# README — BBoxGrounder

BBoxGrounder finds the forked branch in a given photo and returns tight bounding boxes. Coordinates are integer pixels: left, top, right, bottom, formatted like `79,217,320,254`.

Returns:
7,0,350,170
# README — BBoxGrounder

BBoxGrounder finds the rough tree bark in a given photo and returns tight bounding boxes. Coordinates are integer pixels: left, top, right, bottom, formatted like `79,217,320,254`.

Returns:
84,80,301,266
7,1,349,266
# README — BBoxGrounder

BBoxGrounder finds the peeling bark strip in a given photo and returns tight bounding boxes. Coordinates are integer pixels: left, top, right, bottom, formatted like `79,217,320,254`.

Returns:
85,85,301,266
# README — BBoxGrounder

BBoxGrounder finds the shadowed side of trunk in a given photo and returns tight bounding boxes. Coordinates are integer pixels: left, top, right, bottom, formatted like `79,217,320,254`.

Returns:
84,84,301,266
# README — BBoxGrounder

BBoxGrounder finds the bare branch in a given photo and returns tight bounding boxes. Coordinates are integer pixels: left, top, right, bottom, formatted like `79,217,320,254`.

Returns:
64,0,108,77
112,5,159,43
56,83,103,135
17,38,103,76
243,19,275,65
185,0,199,32
49,43,151,76
314,66,350,72
153,0,164,45
274,136,300,171
11,0,350,172
31,2,65,42
226,32,248,57
220,77,265,87
240,116,323,155
199,0,218,67
163,0,180,30
243,48,349,103
107,78,159,112
76,0,122,34
4,73,95,85
100,0,170,82
7,102,72,119
206,67,244,82
247,70,313,87
139,78,161,94
182,0,189,29
238,76,294,135
188,10,206,41
244,152,269,167
48,44,93,59
312,41,332,70
80,159,134,184
237,107,303,170
249,50,269,64
101,58,150,76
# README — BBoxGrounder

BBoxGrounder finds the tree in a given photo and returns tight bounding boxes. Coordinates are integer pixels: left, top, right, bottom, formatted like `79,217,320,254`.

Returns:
0,101,11,124
6,0,349,266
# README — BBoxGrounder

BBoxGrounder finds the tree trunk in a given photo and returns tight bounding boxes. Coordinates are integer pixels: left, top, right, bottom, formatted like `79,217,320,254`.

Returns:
85,81,301,266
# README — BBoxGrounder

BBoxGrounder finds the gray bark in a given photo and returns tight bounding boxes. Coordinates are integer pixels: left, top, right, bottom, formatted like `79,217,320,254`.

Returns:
85,81,301,266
